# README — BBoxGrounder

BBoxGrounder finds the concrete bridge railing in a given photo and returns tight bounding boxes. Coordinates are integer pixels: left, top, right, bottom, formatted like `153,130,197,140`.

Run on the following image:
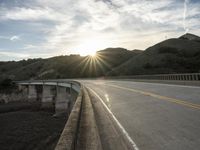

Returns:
17,80,81,115
17,80,102,150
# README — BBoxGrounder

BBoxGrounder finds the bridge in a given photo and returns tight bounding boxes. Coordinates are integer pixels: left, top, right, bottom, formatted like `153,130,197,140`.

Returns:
16,73,200,150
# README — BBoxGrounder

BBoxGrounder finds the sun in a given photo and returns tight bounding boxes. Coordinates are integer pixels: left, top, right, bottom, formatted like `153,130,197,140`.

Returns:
74,38,108,56
89,51,96,57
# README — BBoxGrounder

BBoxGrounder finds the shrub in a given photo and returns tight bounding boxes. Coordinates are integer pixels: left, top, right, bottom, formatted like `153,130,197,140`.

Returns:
0,78,16,93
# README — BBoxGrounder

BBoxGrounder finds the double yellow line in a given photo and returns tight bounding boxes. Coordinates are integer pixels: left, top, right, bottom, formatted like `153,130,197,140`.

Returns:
107,84,200,110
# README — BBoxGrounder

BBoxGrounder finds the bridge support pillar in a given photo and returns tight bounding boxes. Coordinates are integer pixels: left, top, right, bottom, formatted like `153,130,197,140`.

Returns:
28,85,37,101
55,86,71,115
42,85,56,108
18,85,28,94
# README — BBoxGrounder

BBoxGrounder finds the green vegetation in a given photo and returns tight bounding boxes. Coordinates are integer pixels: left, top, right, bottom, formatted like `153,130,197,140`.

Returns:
0,78,16,93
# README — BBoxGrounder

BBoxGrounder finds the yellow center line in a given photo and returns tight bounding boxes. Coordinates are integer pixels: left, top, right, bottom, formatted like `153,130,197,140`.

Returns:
107,84,200,110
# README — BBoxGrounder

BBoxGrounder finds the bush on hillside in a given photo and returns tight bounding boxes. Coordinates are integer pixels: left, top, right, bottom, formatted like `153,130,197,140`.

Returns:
0,78,16,93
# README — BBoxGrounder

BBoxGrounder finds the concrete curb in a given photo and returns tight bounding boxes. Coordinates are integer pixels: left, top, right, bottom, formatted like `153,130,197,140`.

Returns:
88,88,137,150
55,87,83,150
55,85,102,150
77,87,102,150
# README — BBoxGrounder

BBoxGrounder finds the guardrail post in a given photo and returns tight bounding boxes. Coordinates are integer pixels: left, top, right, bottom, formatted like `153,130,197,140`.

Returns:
181,75,183,80
192,74,195,81
185,75,187,80
195,74,198,80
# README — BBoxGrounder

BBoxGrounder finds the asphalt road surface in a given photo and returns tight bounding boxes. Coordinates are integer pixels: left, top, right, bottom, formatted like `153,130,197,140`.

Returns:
78,80,200,150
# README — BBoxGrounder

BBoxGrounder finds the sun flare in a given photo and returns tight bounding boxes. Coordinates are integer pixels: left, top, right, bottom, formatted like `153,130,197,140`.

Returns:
89,51,96,57
74,38,108,56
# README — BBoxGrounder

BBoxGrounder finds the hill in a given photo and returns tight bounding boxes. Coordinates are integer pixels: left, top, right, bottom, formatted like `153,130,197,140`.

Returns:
0,48,140,81
1,33,200,80
107,33,200,76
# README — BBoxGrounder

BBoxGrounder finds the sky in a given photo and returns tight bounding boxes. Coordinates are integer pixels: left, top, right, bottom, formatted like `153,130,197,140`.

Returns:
0,0,200,61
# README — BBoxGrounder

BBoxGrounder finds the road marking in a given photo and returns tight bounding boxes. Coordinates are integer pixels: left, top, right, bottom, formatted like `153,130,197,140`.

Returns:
88,87,139,150
107,84,200,110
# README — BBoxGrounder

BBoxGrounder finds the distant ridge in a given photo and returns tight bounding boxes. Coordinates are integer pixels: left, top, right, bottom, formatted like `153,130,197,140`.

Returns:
0,48,140,80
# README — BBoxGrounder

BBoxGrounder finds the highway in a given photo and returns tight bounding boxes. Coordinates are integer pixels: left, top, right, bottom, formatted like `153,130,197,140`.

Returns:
79,80,200,150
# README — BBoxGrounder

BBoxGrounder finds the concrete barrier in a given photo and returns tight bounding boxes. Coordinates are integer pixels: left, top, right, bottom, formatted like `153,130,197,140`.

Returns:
16,81,80,114
17,80,102,149
55,86,102,150
55,88,83,150
76,87,102,150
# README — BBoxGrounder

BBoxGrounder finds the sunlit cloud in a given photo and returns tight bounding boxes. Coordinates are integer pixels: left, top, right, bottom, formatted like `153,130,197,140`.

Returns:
71,38,110,56
0,7,65,22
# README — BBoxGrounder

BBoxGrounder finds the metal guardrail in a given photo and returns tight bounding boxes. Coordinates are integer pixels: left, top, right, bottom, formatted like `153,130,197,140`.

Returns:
109,73,200,81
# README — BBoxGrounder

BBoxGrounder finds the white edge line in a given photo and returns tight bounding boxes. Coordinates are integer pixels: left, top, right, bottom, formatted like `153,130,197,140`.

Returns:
87,87,139,150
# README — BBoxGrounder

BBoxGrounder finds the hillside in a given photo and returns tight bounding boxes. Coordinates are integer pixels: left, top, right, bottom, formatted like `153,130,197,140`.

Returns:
108,33,200,76
0,48,140,81
1,33,200,80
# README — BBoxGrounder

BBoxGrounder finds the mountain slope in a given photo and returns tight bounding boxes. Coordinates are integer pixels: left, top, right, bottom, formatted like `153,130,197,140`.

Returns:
108,33,200,76
0,48,140,80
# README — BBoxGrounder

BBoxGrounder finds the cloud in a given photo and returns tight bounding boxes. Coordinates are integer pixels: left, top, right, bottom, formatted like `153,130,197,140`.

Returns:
0,36,9,40
0,0,200,60
10,35,20,41
0,51,29,58
0,7,66,22
183,0,190,33
23,44,37,49
0,35,20,41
